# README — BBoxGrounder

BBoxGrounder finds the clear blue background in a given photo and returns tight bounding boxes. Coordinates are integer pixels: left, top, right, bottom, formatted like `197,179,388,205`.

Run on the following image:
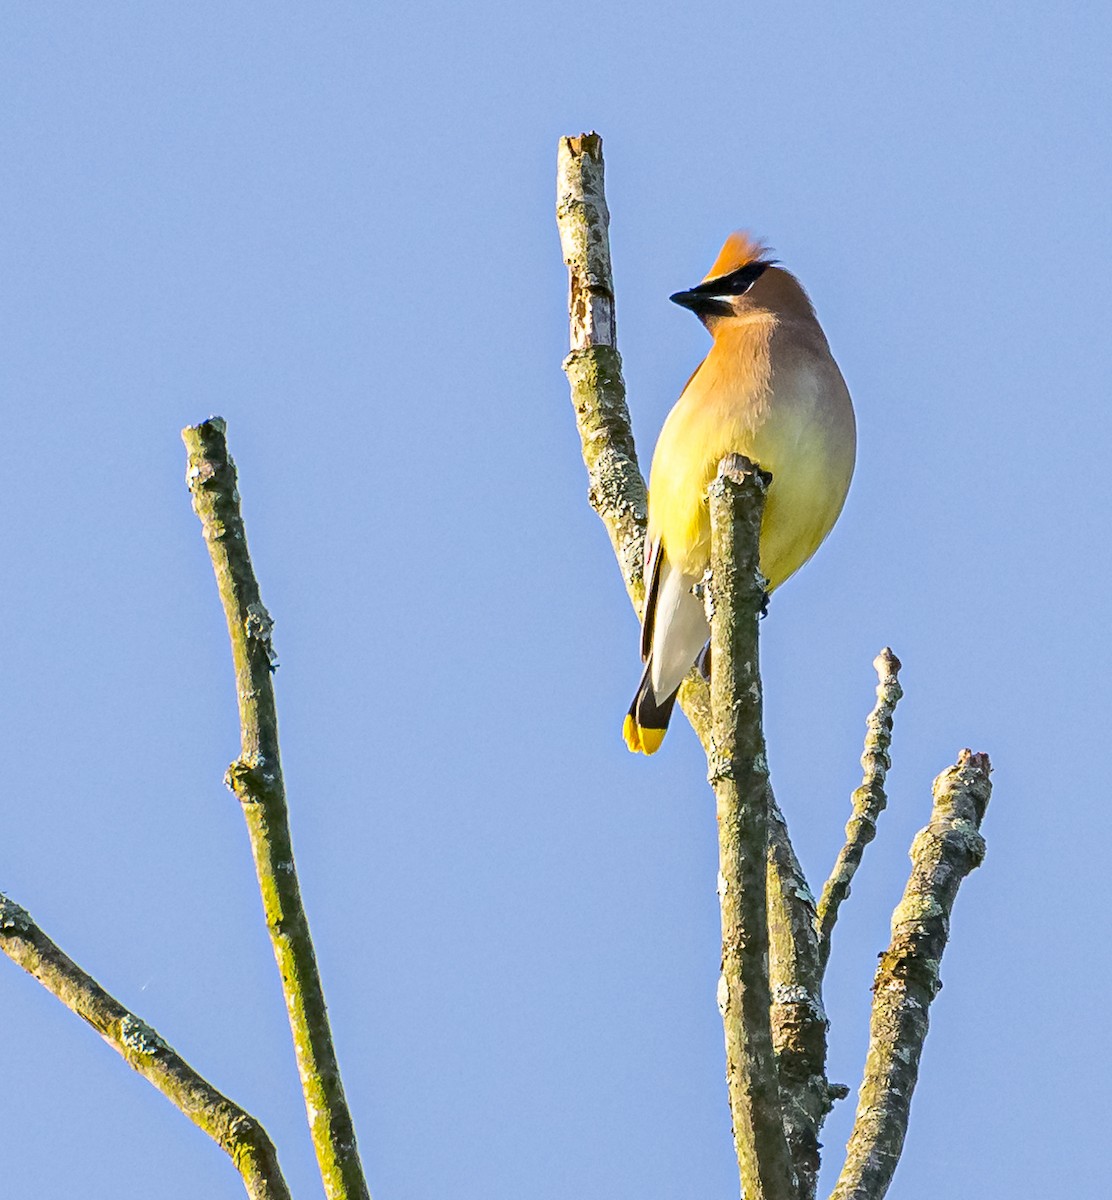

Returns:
2,4,1108,1198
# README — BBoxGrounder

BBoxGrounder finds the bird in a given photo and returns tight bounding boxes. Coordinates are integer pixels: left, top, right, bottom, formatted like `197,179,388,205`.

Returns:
623,231,856,755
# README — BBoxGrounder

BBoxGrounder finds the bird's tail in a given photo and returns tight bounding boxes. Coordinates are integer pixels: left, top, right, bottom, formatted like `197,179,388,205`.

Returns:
622,662,680,755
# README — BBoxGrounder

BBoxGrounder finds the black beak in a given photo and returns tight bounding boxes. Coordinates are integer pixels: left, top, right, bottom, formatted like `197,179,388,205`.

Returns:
669,287,732,318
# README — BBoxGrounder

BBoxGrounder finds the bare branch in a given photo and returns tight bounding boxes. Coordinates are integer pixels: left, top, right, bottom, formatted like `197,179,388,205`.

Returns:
556,131,617,353
706,455,796,1200
182,418,370,1200
816,649,904,972
829,749,992,1200
0,893,291,1200
556,132,647,610
766,807,841,1200
556,132,832,1194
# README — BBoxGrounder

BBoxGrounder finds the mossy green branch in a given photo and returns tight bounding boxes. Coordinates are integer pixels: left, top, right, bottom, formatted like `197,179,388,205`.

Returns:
816,649,904,973
766,806,839,1200
829,749,992,1200
183,418,370,1200
556,133,832,1195
706,455,796,1200
562,345,647,609
0,893,291,1200
557,133,647,608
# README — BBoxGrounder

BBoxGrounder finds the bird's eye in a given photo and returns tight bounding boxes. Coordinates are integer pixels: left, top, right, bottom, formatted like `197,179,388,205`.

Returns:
720,263,770,295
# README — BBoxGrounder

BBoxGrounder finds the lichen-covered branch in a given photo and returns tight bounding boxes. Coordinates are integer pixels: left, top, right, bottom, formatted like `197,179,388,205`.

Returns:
556,132,647,609
766,805,842,1200
816,649,904,973
183,419,370,1200
829,749,992,1200
556,132,831,1194
0,893,291,1200
706,455,796,1200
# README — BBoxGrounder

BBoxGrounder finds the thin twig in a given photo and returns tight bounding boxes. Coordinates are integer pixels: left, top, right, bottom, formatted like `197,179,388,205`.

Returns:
829,749,992,1200
0,893,291,1200
556,132,832,1192
816,649,903,973
706,455,796,1200
183,418,370,1200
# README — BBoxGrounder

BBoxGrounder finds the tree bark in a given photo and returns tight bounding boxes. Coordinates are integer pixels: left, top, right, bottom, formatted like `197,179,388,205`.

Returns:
706,456,797,1200
556,131,993,1200
0,893,291,1200
830,750,992,1200
817,649,904,973
183,418,371,1200
556,132,833,1196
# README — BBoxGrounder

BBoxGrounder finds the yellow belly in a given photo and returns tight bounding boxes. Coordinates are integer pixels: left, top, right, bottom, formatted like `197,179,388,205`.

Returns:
647,359,853,590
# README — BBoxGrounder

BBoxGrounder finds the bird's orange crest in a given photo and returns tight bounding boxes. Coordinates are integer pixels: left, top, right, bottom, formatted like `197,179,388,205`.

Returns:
702,230,772,283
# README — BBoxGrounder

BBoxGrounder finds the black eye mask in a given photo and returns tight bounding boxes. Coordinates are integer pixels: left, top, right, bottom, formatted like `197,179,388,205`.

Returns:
669,261,773,316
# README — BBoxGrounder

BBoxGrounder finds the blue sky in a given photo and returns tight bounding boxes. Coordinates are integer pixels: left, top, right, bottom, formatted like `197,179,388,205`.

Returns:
2,4,1109,1198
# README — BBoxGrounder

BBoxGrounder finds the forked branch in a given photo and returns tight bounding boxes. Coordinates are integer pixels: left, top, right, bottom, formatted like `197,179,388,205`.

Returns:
557,133,831,1198
556,132,993,1200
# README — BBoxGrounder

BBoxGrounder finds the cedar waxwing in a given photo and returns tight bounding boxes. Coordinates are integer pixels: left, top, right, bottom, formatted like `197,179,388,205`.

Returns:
624,231,856,755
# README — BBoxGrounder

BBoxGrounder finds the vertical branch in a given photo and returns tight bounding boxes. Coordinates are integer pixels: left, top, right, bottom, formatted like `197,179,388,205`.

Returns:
557,133,831,1192
830,750,992,1200
557,133,988,1200
816,650,903,973
766,812,841,1200
706,455,796,1200
556,132,648,609
558,131,617,353
0,894,291,1200
183,418,371,1200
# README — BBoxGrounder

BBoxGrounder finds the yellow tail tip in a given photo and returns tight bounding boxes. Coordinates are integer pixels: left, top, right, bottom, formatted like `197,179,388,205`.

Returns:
623,715,666,755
